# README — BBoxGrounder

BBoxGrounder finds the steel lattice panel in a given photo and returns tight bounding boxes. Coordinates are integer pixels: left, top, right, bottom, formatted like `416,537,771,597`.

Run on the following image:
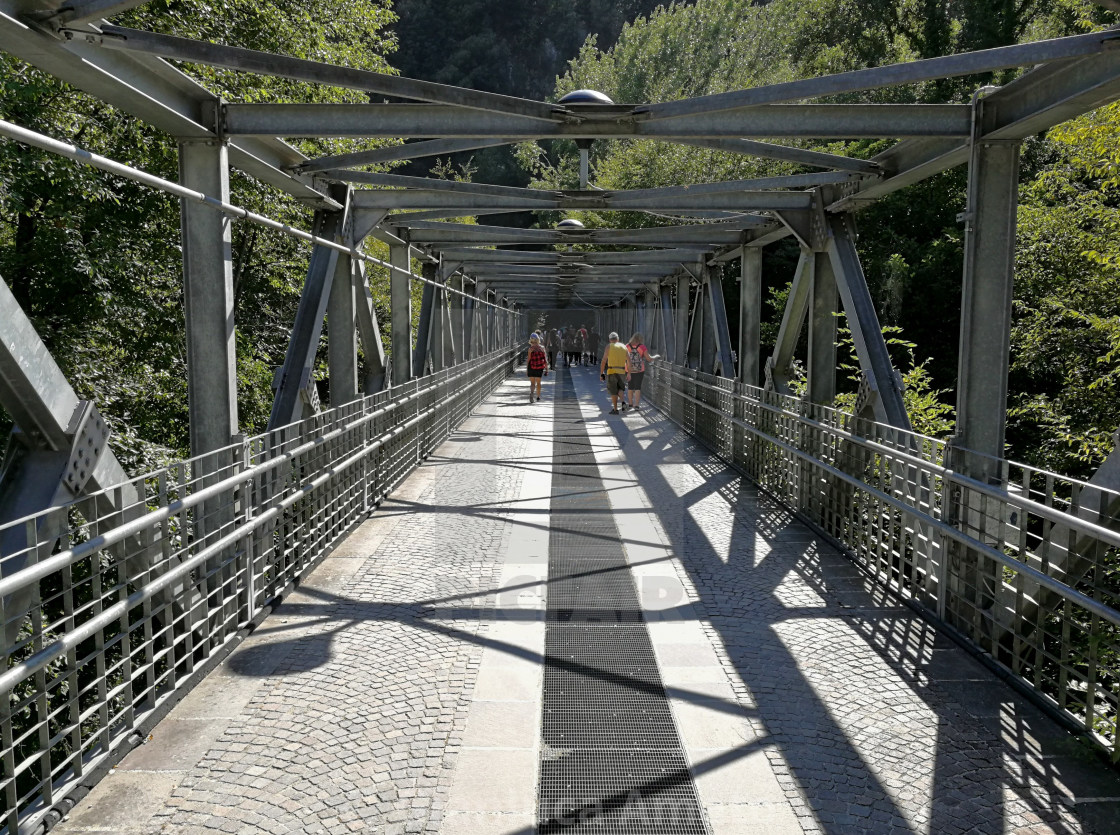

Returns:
537,367,711,835
539,751,709,835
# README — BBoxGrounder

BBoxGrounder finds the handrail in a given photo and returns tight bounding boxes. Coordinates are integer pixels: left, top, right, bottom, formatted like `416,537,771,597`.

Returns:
657,365,1120,550
655,373,1120,628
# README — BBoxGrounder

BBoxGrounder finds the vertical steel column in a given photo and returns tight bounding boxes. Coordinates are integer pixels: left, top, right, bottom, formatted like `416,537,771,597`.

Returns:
699,278,717,374
449,273,464,365
390,244,413,385
705,268,736,377
739,246,762,386
674,275,690,365
955,130,1021,476
268,203,345,430
658,284,676,363
807,251,838,405
178,140,237,455
413,262,437,376
483,288,495,353
766,250,812,395
327,226,359,407
430,285,445,372
687,283,704,370
635,292,648,339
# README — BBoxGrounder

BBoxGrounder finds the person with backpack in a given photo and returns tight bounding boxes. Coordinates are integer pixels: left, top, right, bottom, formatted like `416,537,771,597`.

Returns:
599,331,631,415
625,332,659,411
526,334,548,402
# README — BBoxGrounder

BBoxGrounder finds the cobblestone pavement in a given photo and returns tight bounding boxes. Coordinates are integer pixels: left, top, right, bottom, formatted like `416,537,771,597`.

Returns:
572,368,1120,835
55,377,550,835
53,369,1120,835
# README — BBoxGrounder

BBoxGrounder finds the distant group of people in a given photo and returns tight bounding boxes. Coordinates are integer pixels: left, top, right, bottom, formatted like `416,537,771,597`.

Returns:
525,327,657,413
542,325,599,368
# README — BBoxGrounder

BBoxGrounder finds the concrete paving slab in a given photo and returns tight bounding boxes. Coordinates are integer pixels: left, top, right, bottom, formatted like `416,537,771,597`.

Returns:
445,749,538,813
706,801,805,834
463,701,540,749
56,772,185,831
440,811,536,835
117,720,227,771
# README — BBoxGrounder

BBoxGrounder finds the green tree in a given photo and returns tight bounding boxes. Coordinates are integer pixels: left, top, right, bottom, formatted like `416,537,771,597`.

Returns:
0,0,397,471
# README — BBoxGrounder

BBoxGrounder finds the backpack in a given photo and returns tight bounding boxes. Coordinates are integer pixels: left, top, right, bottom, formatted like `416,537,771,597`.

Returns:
528,346,548,371
628,344,646,373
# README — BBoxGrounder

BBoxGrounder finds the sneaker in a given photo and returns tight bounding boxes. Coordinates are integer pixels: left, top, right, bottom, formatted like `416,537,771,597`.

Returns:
609,408,619,415
620,403,627,411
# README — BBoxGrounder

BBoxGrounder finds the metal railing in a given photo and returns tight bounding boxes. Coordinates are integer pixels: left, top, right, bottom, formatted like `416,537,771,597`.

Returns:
646,363,1120,758
0,349,513,834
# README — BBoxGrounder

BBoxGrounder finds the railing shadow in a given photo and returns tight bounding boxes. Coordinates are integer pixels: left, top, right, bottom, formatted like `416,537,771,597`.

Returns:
582,374,1107,835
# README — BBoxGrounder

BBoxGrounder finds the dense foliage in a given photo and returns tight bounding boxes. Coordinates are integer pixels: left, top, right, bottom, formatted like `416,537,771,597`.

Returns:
1,0,1117,483
527,0,1119,476
0,0,398,472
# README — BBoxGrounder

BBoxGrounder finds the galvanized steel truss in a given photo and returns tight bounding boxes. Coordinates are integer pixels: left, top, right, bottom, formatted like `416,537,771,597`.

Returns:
2,3,1120,829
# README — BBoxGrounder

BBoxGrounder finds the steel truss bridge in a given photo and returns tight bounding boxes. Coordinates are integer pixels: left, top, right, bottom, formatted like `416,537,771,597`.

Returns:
1,1,1120,832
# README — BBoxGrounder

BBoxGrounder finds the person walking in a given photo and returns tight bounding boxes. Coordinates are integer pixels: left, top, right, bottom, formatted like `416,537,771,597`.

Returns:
526,334,548,402
565,328,580,367
625,332,659,411
599,331,631,415
546,327,560,370
587,329,600,366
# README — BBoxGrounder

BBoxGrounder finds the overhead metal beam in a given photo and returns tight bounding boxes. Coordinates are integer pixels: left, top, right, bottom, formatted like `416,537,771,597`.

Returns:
648,138,880,174
830,50,1120,212
93,25,565,120
221,102,971,139
350,188,810,212
400,220,762,247
0,8,337,208
297,139,515,174
434,248,703,265
49,0,151,26
638,28,1120,120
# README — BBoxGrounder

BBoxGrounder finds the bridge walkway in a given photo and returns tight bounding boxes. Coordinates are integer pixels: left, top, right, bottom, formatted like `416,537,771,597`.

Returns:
53,366,1120,835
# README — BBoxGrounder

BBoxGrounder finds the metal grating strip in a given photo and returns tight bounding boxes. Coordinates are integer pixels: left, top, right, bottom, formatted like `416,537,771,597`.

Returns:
538,366,710,835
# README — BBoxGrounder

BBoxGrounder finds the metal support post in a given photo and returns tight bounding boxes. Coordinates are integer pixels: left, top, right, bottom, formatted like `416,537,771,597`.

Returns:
955,131,1021,478
352,260,387,394
658,284,677,363
739,246,762,386
688,282,704,370
826,215,910,429
179,140,238,454
268,196,347,430
449,273,464,365
413,262,438,376
327,218,359,407
700,278,717,374
705,268,736,377
766,249,811,394
807,251,838,405
390,244,413,385
675,274,690,365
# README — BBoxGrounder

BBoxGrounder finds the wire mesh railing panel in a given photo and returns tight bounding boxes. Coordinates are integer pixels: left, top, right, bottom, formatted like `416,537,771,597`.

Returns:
0,349,512,833
646,363,1120,759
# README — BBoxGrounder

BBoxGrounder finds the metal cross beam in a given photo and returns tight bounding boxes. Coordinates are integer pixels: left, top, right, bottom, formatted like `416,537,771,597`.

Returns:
0,5,337,208
220,102,971,139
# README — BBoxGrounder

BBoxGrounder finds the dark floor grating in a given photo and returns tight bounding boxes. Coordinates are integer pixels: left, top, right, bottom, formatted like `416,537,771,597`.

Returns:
538,366,710,835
